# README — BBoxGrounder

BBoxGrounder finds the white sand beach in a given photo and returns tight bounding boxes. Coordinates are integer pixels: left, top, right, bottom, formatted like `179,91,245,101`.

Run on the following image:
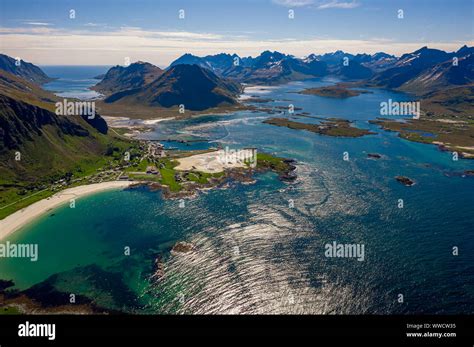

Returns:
175,149,256,173
0,181,133,241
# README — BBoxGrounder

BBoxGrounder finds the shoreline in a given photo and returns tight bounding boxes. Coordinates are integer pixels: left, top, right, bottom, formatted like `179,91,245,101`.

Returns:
0,181,134,242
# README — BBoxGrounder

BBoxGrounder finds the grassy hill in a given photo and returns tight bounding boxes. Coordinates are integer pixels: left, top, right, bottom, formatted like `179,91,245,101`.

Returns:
0,69,136,218
0,54,52,85
91,61,163,95
103,64,242,111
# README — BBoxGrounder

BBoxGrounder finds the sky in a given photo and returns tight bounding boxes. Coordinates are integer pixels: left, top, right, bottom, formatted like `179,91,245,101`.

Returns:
0,0,472,66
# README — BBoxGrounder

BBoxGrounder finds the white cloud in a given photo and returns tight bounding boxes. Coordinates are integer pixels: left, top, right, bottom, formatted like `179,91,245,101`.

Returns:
22,22,52,26
84,23,104,27
272,0,359,9
115,27,223,40
0,27,56,34
317,1,359,9
272,0,315,7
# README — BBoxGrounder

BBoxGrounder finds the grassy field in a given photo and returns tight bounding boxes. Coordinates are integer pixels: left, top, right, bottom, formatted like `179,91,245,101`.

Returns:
186,171,220,184
0,189,55,220
159,159,182,192
256,153,291,172
0,305,21,315
124,157,155,173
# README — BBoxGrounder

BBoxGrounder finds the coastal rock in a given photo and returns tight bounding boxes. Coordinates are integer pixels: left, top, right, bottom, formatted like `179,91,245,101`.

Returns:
395,176,415,186
283,158,297,164
171,241,195,254
278,158,298,182
0,279,14,291
279,172,297,182
150,256,165,282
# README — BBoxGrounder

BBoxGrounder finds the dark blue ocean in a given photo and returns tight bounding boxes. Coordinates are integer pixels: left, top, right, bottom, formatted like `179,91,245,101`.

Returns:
41,65,110,99
1,68,473,314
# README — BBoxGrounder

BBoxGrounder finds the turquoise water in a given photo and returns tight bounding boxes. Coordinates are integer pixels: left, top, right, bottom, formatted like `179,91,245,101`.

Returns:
1,74,473,314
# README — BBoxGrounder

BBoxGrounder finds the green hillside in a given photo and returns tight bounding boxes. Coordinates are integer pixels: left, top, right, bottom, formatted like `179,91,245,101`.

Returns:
0,69,136,219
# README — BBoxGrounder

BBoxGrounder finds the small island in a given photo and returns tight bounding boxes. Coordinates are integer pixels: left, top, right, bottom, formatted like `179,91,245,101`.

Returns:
368,153,382,159
263,117,375,138
395,176,415,186
298,86,371,99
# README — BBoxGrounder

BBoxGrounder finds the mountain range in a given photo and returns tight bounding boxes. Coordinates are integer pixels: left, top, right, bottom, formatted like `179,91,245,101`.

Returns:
369,46,474,94
1,45,472,117
162,46,473,96
87,45,474,115
166,49,395,84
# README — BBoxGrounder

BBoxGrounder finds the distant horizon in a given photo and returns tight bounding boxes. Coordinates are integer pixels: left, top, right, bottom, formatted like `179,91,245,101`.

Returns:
4,43,472,67
7,44,473,68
